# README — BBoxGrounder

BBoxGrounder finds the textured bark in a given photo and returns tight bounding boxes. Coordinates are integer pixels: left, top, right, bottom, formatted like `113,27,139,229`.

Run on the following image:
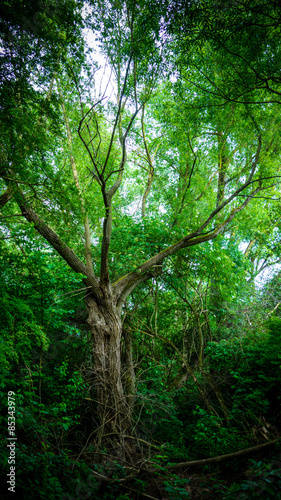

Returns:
86,290,134,460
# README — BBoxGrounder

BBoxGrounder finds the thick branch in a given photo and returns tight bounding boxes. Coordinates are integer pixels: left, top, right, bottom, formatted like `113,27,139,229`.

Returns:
14,187,99,295
113,182,261,298
0,186,13,207
116,272,152,315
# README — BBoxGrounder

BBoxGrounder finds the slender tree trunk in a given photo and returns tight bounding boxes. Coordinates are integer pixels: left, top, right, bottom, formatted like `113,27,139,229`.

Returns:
209,130,228,322
86,293,134,461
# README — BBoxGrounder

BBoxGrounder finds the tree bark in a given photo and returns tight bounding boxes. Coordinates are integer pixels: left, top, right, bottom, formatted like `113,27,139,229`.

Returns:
86,290,134,461
0,186,13,207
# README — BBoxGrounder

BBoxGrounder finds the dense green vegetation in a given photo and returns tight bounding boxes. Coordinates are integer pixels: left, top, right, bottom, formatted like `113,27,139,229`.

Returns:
1,0,281,498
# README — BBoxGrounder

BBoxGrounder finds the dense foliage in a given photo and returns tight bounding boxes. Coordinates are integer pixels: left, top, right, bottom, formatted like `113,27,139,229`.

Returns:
1,0,281,498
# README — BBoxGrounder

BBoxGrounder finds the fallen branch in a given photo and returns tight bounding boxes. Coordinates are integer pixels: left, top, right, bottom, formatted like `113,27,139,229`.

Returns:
163,438,279,471
128,488,159,500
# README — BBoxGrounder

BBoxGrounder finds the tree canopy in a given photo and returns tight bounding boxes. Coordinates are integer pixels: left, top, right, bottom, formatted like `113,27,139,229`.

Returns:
1,1,281,498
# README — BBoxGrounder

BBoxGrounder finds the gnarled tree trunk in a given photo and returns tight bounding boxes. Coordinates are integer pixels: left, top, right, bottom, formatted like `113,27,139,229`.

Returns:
86,291,133,461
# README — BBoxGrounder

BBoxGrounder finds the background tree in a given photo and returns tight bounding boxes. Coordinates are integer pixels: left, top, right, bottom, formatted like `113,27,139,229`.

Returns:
168,0,281,104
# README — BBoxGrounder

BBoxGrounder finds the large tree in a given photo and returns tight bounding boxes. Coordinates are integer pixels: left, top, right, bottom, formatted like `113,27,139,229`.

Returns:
1,0,281,461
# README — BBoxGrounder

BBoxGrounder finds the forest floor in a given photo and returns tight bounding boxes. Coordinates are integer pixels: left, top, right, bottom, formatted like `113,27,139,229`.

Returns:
122,445,281,499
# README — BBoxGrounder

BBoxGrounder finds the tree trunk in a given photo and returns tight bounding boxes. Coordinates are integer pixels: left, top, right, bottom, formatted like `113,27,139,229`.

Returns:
86,293,134,461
